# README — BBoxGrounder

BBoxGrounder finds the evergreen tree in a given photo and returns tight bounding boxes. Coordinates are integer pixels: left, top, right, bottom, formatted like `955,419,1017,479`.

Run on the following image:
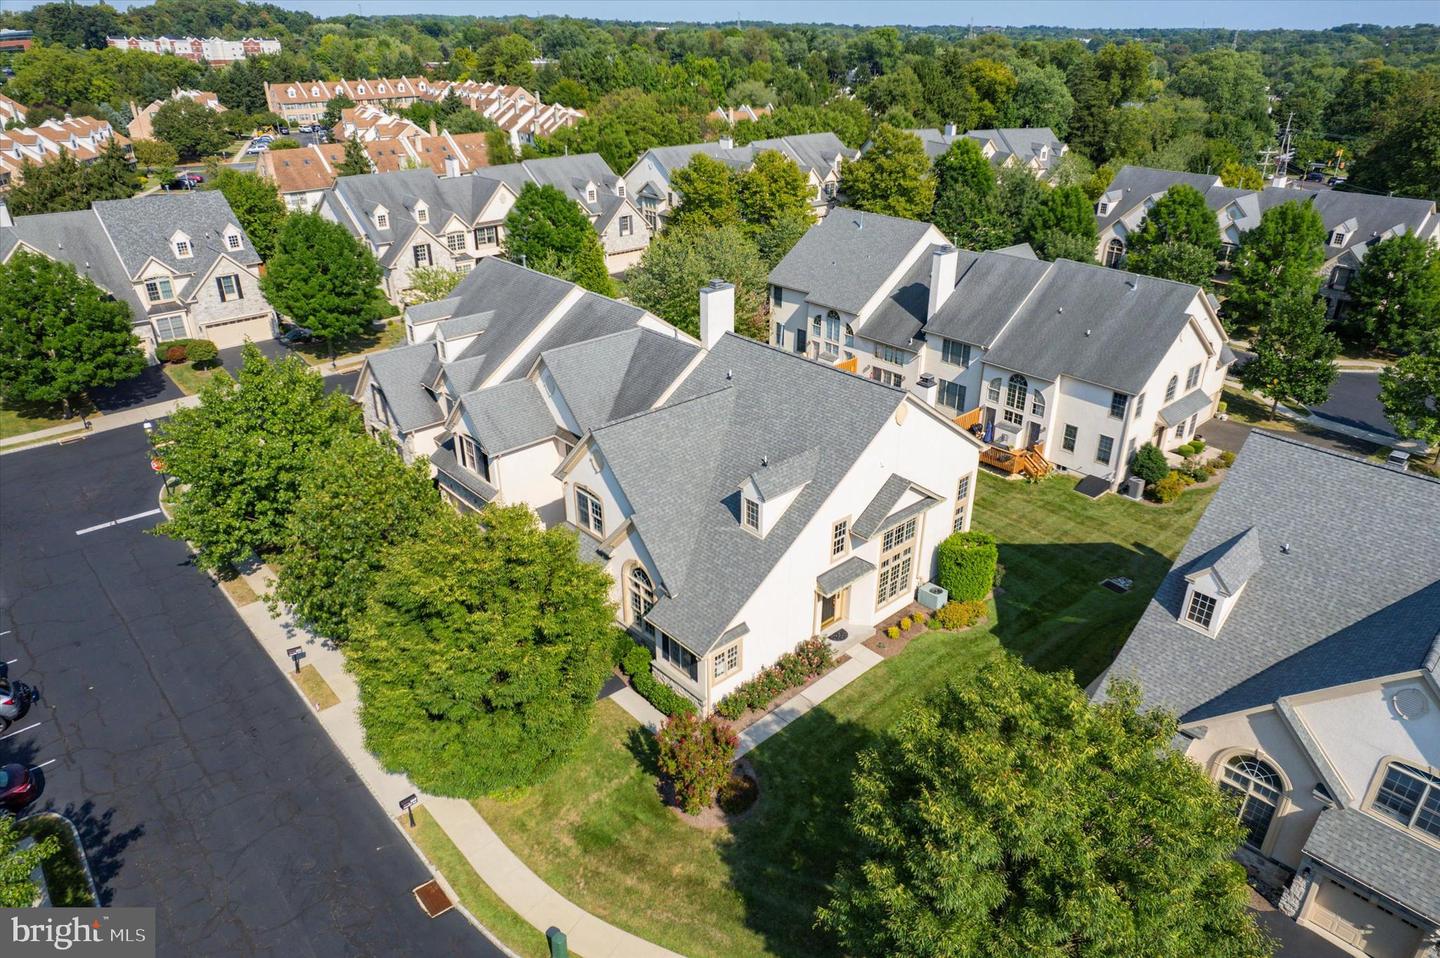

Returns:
503,183,616,296
817,657,1268,958
1226,200,1327,332
6,150,89,215
1240,289,1340,417
348,505,616,797
1344,233,1440,356
0,250,144,417
337,137,372,176
207,169,287,261
839,125,935,221
322,94,357,130
85,138,137,201
260,213,383,357
669,153,740,230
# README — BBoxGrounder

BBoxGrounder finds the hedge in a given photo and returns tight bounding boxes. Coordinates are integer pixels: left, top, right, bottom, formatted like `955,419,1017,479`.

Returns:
617,638,696,717
713,637,834,720
935,530,998,603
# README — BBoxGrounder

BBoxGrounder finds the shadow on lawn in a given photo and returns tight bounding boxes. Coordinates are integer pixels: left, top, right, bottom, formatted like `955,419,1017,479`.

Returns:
718,707,871,958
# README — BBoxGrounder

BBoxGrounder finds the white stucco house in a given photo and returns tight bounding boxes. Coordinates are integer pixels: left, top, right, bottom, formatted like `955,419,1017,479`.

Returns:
355,260,983,715
1100,432,1440,958
769,208,1234,488
1095,165,1440,321
0,192,274,355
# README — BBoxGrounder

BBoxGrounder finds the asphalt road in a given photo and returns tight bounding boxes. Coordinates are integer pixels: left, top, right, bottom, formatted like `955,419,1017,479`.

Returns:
1309,371,1393,437
0,427,493,957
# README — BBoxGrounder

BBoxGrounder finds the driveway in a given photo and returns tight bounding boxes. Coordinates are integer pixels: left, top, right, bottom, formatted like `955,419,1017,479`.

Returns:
0,427,495,956
1309,371,1393,437
89,365,186,412
218,337,289,371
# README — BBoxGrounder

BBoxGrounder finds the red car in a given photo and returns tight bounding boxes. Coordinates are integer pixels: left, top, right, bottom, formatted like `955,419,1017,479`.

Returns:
0,763,38,811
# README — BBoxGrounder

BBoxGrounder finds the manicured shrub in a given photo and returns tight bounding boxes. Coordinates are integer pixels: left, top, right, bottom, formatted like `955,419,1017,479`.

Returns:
1190,465,1212,483
1154,471,1188,503
610,629,637,668
164,344,188,364
935,530,998,603
1216,450,1236,468
886,626,901,639
1129,442,1169,486
185,339,218,365
656,712,738,814
934,599,986,630
714,637,834,719
1216,400,1228,414
617,640,695,717
899,616,912,631
911,610,927,626
1175,442,1197,458
1191,438,1207,452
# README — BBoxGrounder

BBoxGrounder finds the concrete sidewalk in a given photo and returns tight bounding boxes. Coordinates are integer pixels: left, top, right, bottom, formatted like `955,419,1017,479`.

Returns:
229,561,687,958
607,685,667,732
736,645,884,757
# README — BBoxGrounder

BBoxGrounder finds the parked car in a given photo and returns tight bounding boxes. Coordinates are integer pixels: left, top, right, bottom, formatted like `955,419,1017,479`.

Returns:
178,172,203,186
0,677,35,732
278,325,314,347
168,176,199,190
1327,176,1347,186
245,144,269,156
0,763,38,811
277,125,290,135
1304,170,1325,182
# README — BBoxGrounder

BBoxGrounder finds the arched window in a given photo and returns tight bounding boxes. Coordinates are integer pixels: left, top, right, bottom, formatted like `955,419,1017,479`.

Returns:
627,564,655,630
1005,373,1028,411
825,309,841,343
987,377,1002,403
1220,755,1282,849
844,324,854,347
1031,391,1045,417
1165,375,1179,403
1105,237,1125,267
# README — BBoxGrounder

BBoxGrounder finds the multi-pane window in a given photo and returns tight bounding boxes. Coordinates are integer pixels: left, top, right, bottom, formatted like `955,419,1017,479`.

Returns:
446,232,466,253
457,435,491,482
627,565,656,631
825,310,841,343
844,325,854,347
771,285,782,307
830,518,848,558
661,633,697,681
226,233,242,250
987,378,1002,403
1062,424,1077,452
1110,392,1128,419
376,212,389,229
713,643,740,680
1005,374,1028,411
876,517,918,606
174,240,191,257
1096,434,1114,465
1134,394,1145,418
1186,591,1217,629
619,215,633,236
1165,375,1178,402
942,339,971,366
1186,364,1202,391
473,225,499,247
938,380,966,410
1220,756,1281,849
773,323,785,348
811,316,822,340
1373,763,1440,839
1031,392,1045,417
879,344,909,365
154,314,187,341
413,243,432,267
215,274,242,302
953,474,972,531
575,486,604,535
871,368,903,388
743,497,761,531
1002,408,1023,426
145,278,174,303
415,207,428,224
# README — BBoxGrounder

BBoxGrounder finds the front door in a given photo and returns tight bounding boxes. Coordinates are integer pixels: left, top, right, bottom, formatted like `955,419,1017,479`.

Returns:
818,587,848,630
1026,421,1041,449
794,326,808,354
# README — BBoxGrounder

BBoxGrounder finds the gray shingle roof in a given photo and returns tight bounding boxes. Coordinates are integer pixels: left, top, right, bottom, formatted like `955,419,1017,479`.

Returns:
924,250,1053,347
1303,808,1440,923
1197,526,1263,596
364,341,443,433
856,244,970,349
852,473,922,541
460,379,558,455
433,257,575,385
1098,165,1222,232
591,334,906,652
1,209,144,315
1101,432,1440,722
327,169,507,265
908,127,1065,171
430,440,498,504
1158,388,1213,427
473,153,621,216
768,208,937,315
539,327,699,433
817,555,876,597
750,446,819,501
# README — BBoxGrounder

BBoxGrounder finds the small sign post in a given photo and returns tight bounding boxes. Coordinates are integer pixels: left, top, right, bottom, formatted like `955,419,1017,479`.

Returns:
286,646,304,674
399,793,419,828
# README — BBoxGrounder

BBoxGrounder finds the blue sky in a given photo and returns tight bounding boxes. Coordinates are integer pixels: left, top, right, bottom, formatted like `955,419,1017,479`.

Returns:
83,0,1439,30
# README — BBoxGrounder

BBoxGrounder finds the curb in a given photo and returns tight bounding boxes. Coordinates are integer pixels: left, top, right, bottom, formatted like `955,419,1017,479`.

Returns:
19,810,103,907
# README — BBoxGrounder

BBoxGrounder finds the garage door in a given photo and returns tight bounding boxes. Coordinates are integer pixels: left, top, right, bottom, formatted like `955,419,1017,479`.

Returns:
1309,879,1425,958
201,313,275,349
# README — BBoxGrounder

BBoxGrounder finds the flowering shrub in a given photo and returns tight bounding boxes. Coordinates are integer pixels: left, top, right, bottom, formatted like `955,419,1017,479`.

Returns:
656,712,738,814
900,616,912,631
934,599,987,630
886,626,901,640
713,637,834,720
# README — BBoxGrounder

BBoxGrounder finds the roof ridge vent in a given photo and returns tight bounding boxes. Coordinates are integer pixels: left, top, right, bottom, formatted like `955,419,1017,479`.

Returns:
1281,542,1291,554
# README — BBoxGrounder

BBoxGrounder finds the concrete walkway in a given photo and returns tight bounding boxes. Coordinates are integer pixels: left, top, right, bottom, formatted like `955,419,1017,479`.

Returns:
227,560,686,958
607,685,667,732
736,645,884,757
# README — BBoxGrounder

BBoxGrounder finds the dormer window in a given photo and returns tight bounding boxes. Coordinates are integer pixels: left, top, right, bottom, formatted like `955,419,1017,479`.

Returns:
1330,230,1346,246
225,230,242,251
171,232,192,258
586,186,596,202
1372,761,1440,839
415,203,428,224
374,206,389,229
742,497,760,532
1097,201,1109,216
617,183,625,197
1186,591,1217,629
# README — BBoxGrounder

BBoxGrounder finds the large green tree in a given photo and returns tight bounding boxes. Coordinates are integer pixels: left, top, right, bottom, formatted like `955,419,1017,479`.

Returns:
817,657,1268,958
1240,290,1340,417
931,138,1010,251
1124,184,1221,286
840,125,935,221
0,250,143,416
1022,185,1098,261
626,224,769,340
260,213,383,356
0,816,59,908
669,152,740,230
1225,200,1328,333
151,98,231,161
1379,355,1440,464
348,505,616,797
322,94,357,130
206,169,287,262
153,345,359,570
1344,233,1440,355
1348,101,1440,202
6,141,135,215
503,183,616,296
337,136,372,177
736,149,812,231
274,432,441,643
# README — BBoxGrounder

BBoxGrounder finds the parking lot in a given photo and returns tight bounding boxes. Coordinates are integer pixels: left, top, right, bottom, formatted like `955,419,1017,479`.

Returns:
1,426,490,955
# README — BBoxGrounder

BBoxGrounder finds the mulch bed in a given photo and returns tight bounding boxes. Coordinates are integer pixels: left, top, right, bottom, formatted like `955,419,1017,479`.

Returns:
668,758,761,831
723,655,850,734
861,602,931,659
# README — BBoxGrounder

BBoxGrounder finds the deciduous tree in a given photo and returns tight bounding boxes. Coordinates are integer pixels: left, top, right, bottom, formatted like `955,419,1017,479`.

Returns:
626,224,769,340
152,97,231,161
839,124,935,221
736,149,812,230
1226,200,1327,332
1240,289,1340,417
260,213,382,356
931,138,1010,250
0,816,58,907
503,183,615,296
322,94,356,130
206,169,287,261
1344,233,1440,356
1379,355,1440,463
348,505,616,796
408,266,466,305
817,657,1268,958
0,250,143,417
669,153,740,230
1022,185,1097,260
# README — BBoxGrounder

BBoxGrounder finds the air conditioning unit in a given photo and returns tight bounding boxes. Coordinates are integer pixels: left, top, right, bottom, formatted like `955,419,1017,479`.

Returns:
916,582,948,610
1124,476,1145,500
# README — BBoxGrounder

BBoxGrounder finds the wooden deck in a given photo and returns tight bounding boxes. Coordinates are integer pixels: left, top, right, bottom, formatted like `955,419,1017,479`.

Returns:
979,442,1051,479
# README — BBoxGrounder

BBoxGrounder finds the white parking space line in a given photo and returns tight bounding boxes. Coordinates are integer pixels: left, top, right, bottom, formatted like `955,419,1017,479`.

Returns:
75,508,162,536
0,722,40,741
3,659,16,665
30,759,56,770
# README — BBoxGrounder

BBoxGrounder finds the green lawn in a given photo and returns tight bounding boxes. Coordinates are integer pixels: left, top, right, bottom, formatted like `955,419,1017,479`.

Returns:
290,318,406,366
0,397,99,440
475,472,1214,958
163,362,233,395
